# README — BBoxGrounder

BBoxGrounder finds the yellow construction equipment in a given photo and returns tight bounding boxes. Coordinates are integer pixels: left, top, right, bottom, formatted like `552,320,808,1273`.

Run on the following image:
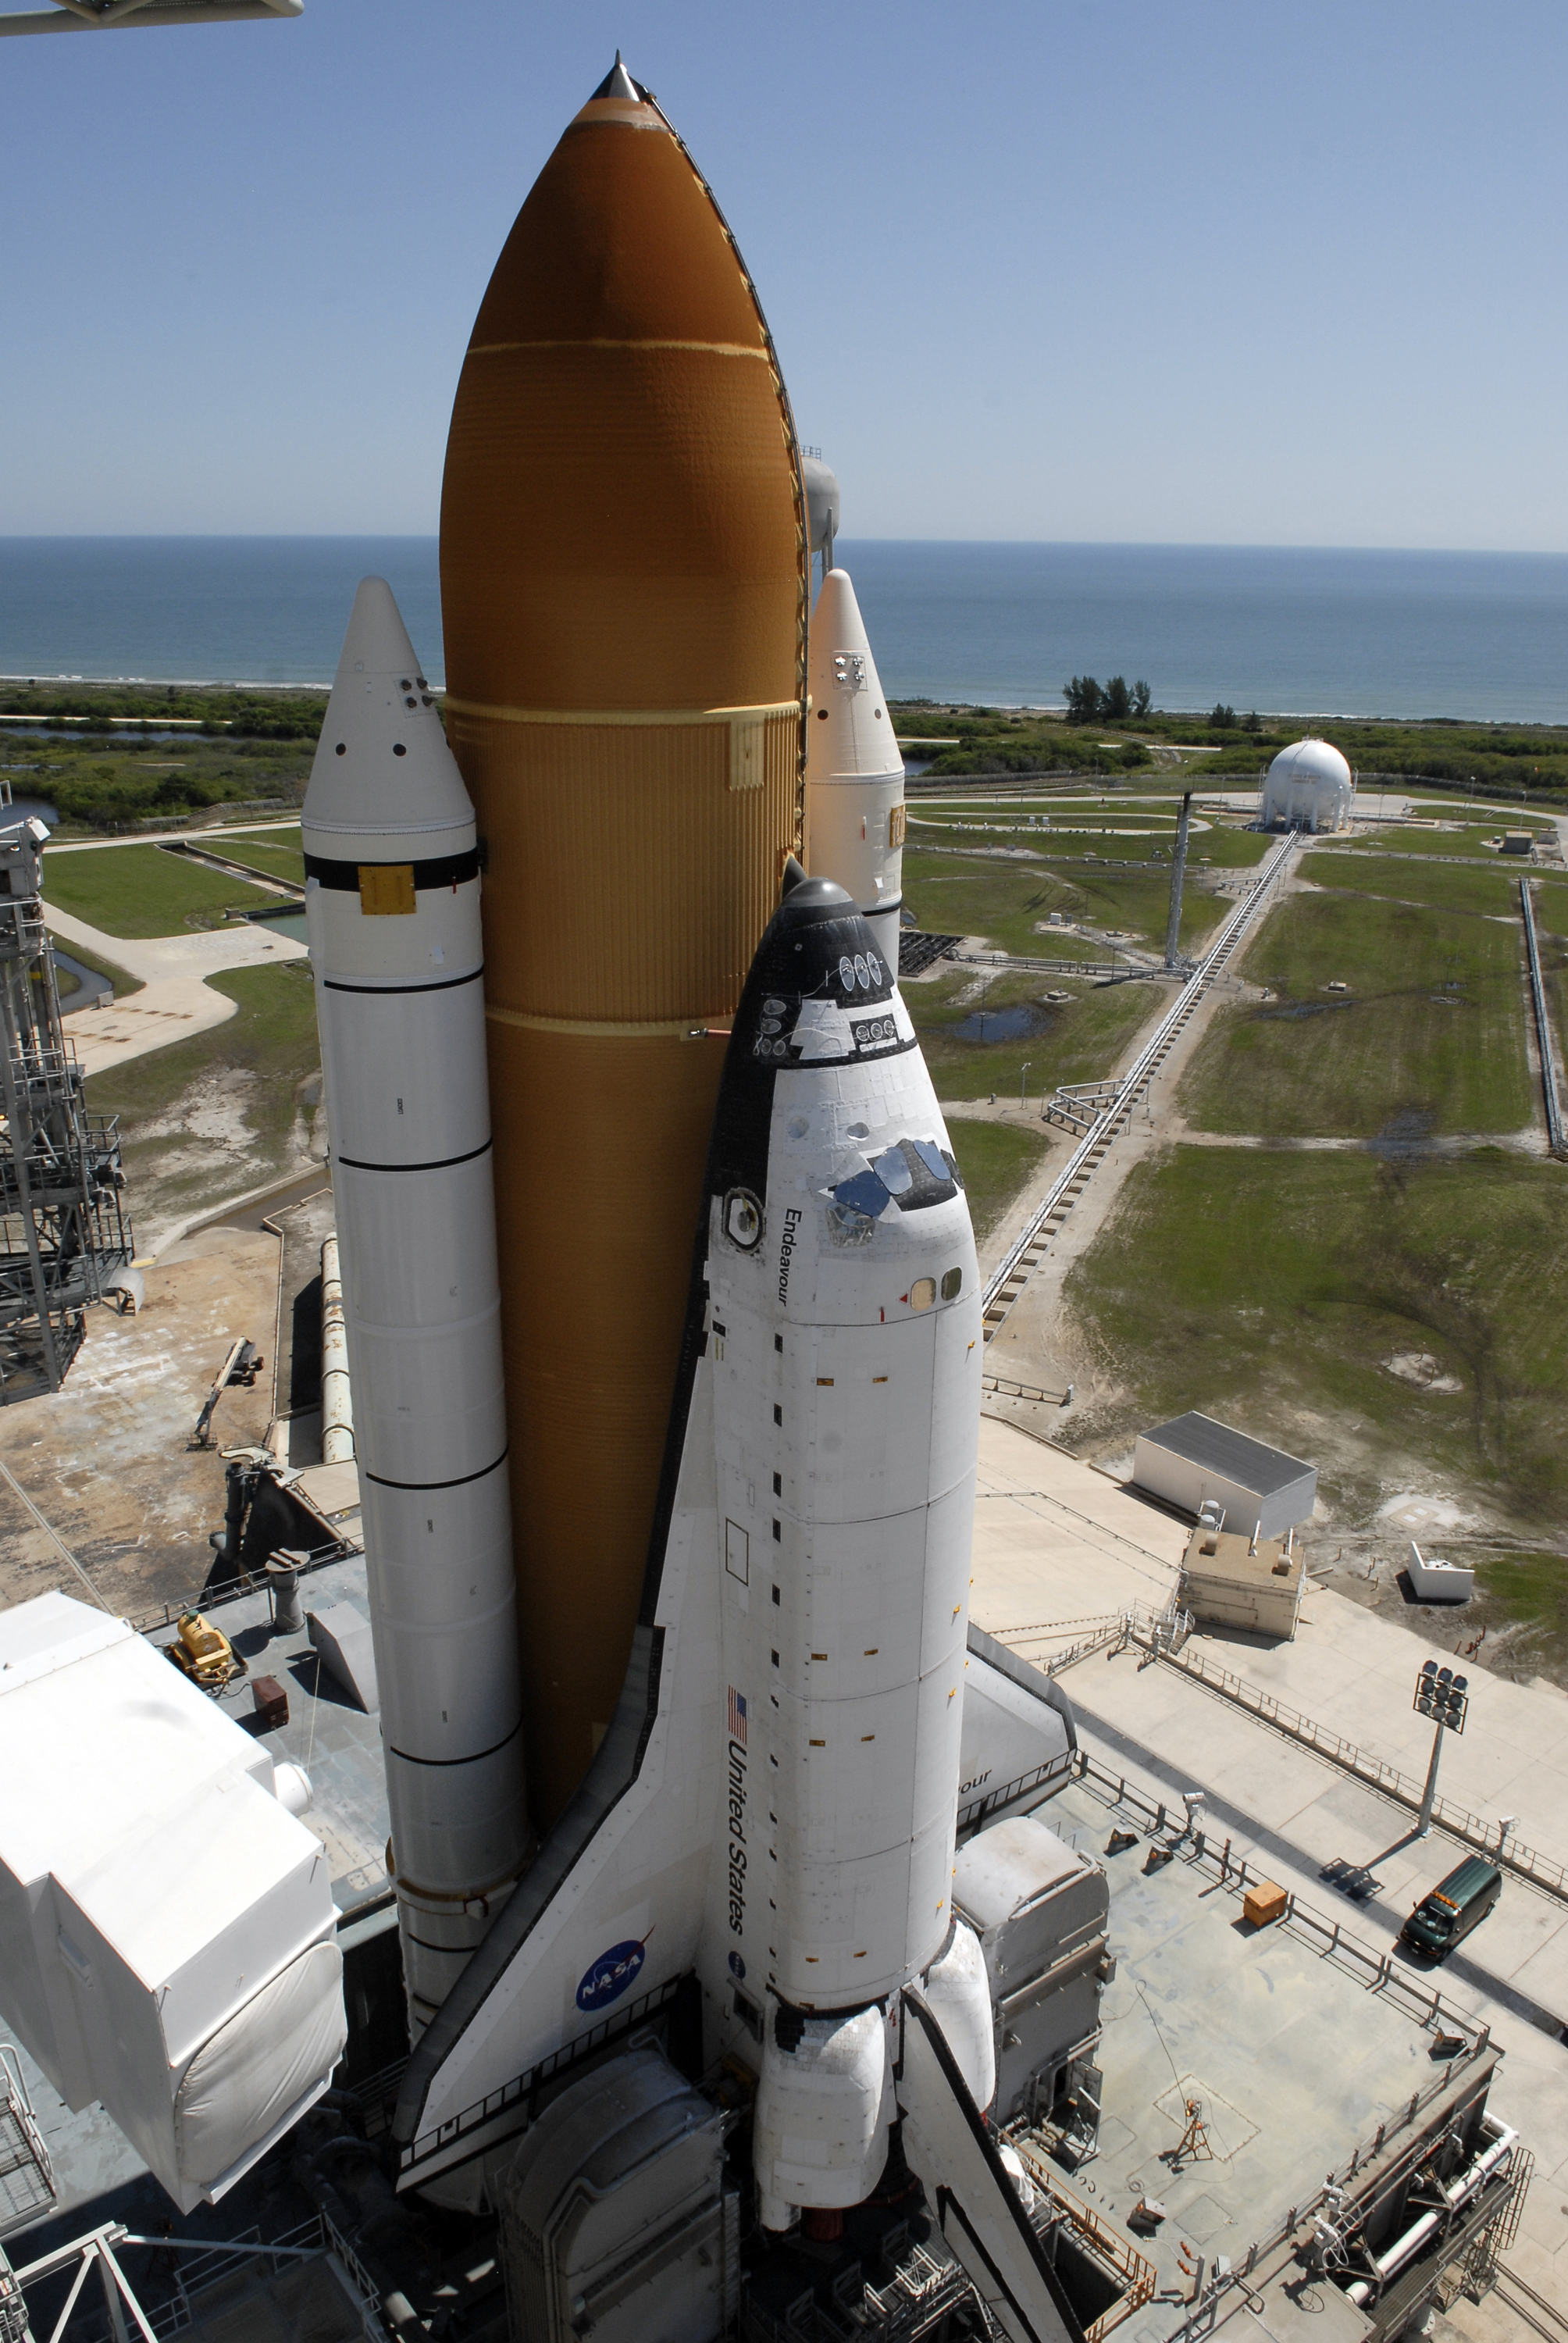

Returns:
164,1610,241,1693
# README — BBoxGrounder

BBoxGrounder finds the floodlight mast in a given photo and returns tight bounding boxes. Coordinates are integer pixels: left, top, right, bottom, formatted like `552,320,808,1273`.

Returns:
1413,1659,1469,1837
0,0,299,32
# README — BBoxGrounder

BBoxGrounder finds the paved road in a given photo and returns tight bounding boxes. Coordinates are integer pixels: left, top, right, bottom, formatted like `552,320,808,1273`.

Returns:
47,900,308,1077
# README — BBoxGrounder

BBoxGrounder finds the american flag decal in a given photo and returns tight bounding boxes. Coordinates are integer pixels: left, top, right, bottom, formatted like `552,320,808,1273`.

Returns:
728,1686,748,1745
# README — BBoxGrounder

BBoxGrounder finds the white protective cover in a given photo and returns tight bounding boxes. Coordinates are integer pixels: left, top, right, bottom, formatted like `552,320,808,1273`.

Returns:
919,1919,995,2112
175,1939,346,2192
0,1592,344,2210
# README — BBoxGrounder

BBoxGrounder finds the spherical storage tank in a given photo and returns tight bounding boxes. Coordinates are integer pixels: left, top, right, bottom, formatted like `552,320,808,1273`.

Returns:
1261,737,1355,833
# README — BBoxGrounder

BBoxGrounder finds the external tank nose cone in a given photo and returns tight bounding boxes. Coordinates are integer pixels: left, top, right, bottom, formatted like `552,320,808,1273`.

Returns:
590,51,644,102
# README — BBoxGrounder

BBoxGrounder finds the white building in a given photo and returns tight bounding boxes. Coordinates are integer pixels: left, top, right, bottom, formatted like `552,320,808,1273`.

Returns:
1261,736,1355,833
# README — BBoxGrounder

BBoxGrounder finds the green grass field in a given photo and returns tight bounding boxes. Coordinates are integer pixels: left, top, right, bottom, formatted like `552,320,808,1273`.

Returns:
215,826,305,885
1470,1551,1568,1678
1302,851,1530,916
908,965,1160,1101
1179,884,1531,1136
904,842,1256,958
1323,829,1535,861
1064,1146,1568,1520
44,843,276,936
944,1117,1050,1243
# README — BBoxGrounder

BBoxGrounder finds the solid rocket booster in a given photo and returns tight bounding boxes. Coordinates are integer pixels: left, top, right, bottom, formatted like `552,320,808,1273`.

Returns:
804,569,907,965
440,57,807,1826
302,580,533,2031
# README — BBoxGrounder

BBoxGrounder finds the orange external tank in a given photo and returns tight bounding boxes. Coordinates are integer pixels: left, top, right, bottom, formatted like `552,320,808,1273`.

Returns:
440,58,807,1828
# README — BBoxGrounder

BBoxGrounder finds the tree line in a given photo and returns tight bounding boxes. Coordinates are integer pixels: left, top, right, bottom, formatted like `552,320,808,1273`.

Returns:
1062,676,1153,723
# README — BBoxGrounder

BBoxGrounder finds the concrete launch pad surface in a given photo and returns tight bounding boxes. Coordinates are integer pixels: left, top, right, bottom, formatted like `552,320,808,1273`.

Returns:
968,1415,1568,2318
1024,1772,1474,2336
0,1226,279,1619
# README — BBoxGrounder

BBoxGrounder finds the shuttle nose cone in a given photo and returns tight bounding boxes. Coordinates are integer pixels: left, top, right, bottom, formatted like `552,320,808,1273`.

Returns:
303,577,472,850
775,872,855,921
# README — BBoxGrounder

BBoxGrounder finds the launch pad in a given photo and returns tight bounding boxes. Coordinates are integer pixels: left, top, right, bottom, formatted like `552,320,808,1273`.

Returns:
5,1601,1519,2343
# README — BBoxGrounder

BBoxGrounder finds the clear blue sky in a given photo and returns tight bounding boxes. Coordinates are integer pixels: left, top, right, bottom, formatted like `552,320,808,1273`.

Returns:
4,0,1566,548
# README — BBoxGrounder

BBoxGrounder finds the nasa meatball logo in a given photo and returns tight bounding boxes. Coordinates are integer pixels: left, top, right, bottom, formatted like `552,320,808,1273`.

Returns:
729,1950,747,1981
575,1938,647,2013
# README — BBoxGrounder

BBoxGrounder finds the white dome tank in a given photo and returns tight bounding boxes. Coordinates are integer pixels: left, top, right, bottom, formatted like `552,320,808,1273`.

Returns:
1261,736,1355,833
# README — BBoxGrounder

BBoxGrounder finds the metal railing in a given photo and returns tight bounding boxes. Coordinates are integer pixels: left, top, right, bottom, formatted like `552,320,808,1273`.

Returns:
1109,1617,1568,1906
397,1971,686,2181
9,2214,385,2343
125,1535,356,1639
1520,879,1566,1157
1009,2146,1158,2341
0,2045,54,2238
980,833,1296,1337
1067,1746,1493,2051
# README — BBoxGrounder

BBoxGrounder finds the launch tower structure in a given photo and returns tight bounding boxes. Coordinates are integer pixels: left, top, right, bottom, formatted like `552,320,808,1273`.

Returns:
0,813,132,1400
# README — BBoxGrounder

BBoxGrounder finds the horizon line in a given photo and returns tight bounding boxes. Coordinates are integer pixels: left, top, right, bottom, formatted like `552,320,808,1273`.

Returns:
5,533,1568,561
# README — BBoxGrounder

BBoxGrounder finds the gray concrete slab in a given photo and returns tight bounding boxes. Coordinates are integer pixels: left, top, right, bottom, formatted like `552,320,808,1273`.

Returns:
1025,1774,1488,2340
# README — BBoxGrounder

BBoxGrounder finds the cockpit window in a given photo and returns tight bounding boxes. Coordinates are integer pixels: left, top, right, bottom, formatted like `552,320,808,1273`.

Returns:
832,1168,893,1221
828,1136,962,1230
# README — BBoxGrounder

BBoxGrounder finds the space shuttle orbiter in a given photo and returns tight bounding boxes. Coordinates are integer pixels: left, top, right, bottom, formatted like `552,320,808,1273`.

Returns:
313,751,1080,2334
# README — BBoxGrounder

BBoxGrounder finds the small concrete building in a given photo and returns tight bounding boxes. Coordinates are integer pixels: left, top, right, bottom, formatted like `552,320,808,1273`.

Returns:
1260,737,1355,833
1178,1521,1306,1641
1132,1411,1317,1537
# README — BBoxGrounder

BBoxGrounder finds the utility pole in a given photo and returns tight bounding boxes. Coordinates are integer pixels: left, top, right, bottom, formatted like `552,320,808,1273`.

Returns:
1020,1061,1032,1109
1413,1660,1469,1836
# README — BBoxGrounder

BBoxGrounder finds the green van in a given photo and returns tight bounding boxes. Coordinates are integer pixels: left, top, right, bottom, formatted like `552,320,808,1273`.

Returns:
1400,1856,1502,1958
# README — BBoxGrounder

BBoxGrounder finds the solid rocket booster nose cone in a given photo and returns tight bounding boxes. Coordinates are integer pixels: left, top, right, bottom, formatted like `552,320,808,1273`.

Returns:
303,577,472,847
780,853,808,897
331,576,421,688
804,564,905,960
806,569,900,785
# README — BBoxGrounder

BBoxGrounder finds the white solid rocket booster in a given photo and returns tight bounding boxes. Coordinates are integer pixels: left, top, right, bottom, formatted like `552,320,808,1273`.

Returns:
302,579,533,2033
805,569,907,966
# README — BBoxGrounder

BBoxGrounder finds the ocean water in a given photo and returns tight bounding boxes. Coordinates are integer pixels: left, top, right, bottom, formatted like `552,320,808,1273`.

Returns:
2,537,1566,723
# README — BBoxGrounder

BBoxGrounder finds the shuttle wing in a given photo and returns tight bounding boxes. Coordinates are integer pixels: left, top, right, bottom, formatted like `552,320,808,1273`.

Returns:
899,1989,1084,2343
